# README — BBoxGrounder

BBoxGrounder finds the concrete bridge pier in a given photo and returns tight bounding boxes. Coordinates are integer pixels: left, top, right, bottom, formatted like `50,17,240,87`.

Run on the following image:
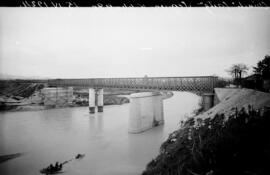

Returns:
97,88,104,112
89,88,96,114
128,92,164,133
202,93,214,111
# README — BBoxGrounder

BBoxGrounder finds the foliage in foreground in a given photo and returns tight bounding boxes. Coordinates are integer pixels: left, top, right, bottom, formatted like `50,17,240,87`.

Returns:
142,106,270,175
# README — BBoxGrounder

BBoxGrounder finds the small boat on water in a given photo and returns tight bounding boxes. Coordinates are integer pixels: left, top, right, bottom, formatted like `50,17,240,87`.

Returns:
40,163,63,174
40,154,85,174
40,167,63,174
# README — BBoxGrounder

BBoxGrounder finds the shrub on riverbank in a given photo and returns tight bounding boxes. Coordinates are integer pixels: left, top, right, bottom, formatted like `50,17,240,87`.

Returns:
142,106,270,175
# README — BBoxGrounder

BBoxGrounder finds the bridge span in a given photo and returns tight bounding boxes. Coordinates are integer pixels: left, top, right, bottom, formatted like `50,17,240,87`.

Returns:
13,76,217,113
47,76,217,93
10,76,218,133
41,76,216,114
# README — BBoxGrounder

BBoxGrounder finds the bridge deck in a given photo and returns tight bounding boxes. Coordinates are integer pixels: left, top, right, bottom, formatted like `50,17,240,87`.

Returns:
5,76,217,93
45,76,217,93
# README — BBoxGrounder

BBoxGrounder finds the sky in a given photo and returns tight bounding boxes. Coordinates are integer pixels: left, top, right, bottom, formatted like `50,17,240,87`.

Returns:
0,7,269,79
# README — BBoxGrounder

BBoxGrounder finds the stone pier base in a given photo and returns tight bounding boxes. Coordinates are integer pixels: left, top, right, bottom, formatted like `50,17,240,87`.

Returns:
89,107,95,114
97,106,103,112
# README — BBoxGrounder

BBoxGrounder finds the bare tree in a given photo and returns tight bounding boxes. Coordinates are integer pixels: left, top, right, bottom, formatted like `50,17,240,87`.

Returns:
237,63,249,80
227,64,239,79
226,63,249,85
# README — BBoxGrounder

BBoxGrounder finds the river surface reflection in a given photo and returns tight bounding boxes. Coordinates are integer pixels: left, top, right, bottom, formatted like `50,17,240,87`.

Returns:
0,92,200,175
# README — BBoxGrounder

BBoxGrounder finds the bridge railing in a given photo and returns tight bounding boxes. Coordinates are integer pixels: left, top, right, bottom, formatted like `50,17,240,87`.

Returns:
47,76,218,93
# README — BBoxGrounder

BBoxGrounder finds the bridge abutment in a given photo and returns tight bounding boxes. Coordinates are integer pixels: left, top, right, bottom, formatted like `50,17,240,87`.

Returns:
202,93,214,111
128,92,164,133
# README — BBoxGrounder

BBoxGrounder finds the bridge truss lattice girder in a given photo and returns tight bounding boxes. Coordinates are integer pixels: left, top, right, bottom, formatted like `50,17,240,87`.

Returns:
46,76,217,93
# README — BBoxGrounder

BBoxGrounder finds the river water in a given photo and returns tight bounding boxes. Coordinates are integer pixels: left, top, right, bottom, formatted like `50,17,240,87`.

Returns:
0,92,200,175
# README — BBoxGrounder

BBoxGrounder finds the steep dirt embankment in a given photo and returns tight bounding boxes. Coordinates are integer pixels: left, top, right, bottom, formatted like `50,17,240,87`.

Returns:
198,88,270,121
142,88,270,175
